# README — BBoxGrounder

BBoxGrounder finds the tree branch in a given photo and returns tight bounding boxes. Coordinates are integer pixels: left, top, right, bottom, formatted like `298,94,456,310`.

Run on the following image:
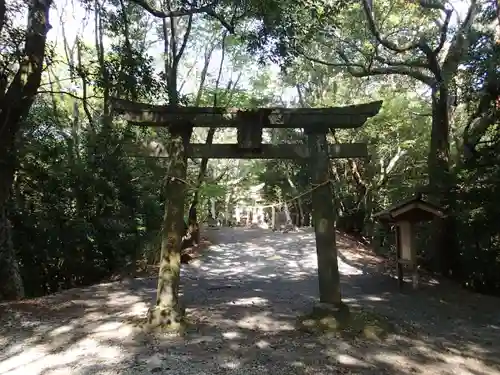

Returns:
362,0,420,52
362,0,458,80
213,168,229,183
297,48,434,86
441,0,478,82
463,109,498,153
433,6,453,54
193,35,218,106
372,49,429,69
377,147,407,187
128,0,235,33
338,36,429,69
307,0,452,86
418,0,446,11
350,159,367,188
37,89,95,101
463,80,500,151
174,15,193,64
221,71,242,106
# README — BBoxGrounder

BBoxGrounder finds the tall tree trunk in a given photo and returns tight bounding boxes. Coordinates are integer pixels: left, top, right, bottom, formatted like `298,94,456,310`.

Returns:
286,176,304,226
146,10,193,329
0,0,52,301
187,32,228,239
147,127,190,328
428,84,451,200
0,0,5,36
428,83,459,277
187,126,216,244
0,144,24,300
223,188,233,226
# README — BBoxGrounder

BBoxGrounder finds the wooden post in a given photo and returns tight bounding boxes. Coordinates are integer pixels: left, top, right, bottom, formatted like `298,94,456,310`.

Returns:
235,207,241,224
257,206,263,224
397,221,419,290
223,191,232,226
412,263,419,290
307,130,342,305
284,201,292,223
246,208,251,226
210,198,216,220
410,224,419,290
148,126,191,327
252,206,259,224
395,225,403,289
271,206,276,231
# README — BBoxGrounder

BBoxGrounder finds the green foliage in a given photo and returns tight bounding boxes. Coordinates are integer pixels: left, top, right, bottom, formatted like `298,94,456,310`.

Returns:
241,0,353,65
199,182,226,199
452,143,500,292
3,0,500,300
10,100,163,297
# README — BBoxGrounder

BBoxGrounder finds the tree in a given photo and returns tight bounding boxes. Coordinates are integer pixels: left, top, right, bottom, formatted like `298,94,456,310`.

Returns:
279,0,484,276
461,3,500,155
124,0,256,329
0,0,53,300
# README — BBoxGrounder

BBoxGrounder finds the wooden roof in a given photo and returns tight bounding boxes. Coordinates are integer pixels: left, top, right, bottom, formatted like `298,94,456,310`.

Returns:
372,194,444,223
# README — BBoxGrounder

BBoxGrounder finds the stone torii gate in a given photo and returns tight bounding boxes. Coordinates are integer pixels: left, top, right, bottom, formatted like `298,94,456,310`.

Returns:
111,98,382,329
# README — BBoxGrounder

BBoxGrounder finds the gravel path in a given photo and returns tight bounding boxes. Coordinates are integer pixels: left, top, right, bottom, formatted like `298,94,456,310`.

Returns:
1,228,499,375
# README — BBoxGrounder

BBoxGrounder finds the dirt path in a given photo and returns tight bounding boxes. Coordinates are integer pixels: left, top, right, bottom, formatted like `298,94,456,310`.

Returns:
0,228,499,375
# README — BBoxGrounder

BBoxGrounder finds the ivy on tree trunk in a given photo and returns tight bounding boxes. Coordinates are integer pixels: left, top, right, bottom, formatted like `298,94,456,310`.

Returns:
147,126,191,329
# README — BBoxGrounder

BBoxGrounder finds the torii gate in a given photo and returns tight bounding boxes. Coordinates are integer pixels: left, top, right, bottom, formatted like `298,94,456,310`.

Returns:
111,98,382,329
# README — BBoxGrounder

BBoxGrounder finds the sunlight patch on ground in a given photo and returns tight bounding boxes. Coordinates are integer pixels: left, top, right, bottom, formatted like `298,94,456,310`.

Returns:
372,351,417,370
231,297,268,306
0,336,127,375
0,311,140,375
336,353,368,367
184,231,365,282
0,347,47,374
255,339,272,348
220,359,241,369
48,324,74,336
2,228,498,375
361,295,386,302
367,335,500,375
222,331,242,339
237,312,295,332
123,300,150,318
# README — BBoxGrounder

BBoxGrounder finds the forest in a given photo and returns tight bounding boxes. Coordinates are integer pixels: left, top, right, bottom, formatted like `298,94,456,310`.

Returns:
0,0,499,304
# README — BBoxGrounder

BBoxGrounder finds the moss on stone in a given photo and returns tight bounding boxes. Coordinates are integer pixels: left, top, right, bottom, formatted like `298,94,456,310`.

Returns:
297,304,395,341
123,305,188,336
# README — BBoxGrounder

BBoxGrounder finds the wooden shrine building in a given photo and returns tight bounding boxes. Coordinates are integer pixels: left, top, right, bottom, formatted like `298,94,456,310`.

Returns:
373,194,444,290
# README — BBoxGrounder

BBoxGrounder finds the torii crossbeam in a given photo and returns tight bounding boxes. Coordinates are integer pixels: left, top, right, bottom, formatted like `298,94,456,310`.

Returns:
111,98,382,159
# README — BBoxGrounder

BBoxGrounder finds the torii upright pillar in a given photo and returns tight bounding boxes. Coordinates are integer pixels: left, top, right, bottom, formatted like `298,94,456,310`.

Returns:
306,129,342,305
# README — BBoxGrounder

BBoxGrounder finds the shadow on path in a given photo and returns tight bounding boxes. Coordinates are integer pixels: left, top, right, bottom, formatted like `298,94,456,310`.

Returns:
0,227,499,374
